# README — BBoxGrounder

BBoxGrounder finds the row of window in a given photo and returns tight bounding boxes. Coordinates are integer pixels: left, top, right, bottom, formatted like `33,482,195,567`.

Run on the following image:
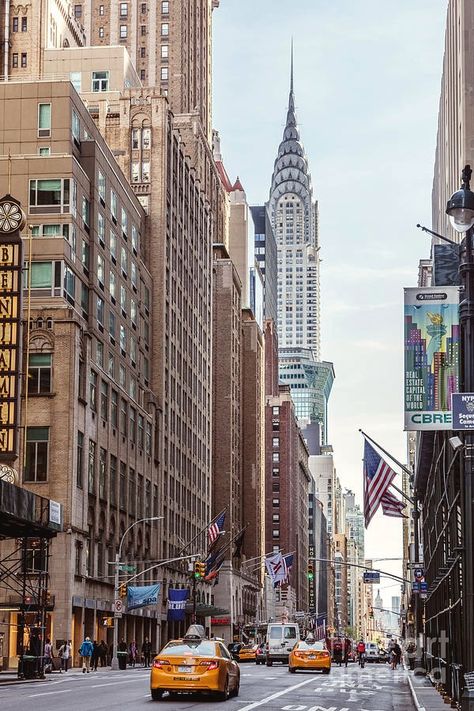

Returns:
11,52,27,69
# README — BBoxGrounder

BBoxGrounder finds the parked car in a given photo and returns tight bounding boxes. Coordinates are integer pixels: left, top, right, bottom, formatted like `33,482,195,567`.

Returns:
266,623,300,666
255,643,266,665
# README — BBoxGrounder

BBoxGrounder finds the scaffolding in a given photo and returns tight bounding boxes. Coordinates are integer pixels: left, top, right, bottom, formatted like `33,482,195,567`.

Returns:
0,478,59,678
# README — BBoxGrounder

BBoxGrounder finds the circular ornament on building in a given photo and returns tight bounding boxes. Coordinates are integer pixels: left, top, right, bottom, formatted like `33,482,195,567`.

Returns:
0,464,18,484
0,194,26,234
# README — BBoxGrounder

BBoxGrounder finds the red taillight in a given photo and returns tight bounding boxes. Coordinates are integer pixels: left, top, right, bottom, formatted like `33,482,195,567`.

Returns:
294,651,305,658
153,659,170,669
321,651,330,658
199,660,219,671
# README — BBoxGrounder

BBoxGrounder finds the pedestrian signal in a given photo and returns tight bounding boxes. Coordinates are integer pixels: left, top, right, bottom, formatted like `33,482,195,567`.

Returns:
102,617,113,627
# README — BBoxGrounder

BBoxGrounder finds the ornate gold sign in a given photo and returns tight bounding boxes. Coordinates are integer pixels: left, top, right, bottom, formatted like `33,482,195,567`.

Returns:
0,195,23,461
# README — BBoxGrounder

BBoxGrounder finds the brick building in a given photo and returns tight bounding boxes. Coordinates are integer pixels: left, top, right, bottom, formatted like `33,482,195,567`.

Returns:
264,319,310,616
0,79,159,663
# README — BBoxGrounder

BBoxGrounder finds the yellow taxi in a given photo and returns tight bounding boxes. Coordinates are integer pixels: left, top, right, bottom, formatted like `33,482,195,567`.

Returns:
150,625,240,701
238,643,258,662
288,637,331,674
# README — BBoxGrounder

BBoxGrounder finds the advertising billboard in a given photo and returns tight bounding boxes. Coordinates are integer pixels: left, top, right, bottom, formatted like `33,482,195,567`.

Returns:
404,286,460,430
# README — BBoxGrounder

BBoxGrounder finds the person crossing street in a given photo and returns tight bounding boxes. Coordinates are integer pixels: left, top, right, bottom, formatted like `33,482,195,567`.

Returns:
79,636,94,673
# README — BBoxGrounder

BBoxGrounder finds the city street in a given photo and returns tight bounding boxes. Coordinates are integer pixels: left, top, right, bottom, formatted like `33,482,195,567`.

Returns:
0,662,414,710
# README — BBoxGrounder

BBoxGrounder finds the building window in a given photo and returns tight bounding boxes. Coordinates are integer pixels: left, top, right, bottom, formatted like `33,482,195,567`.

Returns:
110,455,117,506
109,270,116,300
142,128,151,149
98,26,104,38
272,452,279,463
24,427,49,483
99,447,107,498
12,54,18,68
131,224,139,252
74,4,82,19
29,178,71,213
272,437,279,448
111,191,118,221
38,147,50,156
100,380,108,420
69,71,81,93
141,162,150,182
96,339,104,368
110,231,117,261
99,5,105,15
92,70,109,92
120,2,128,16
141,2,147,12
109,311,116,343
89,369,97,411
29,262,53,289
140,69,146,81
111,389,118,428
12,17,18,32
121,207,128,236
38,103,51,136
71,110,80,142
161,45,169,58
120,24,128,39
161,67,168,81
131,162,140,183
88,440,96,493
21,53,27,67
272,529,279,538
77,431,84,488
121,247,127,276
162,1,169,14
132,128,140,149
161,23,169,36
21,17,27,31
28,353,52,393
120,399,127,435
140,47,146,58
96,296,104,327
63,266,75,305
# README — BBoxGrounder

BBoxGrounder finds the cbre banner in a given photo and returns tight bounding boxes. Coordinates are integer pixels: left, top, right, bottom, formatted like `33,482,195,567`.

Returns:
404,286,460,430
127,583,160,611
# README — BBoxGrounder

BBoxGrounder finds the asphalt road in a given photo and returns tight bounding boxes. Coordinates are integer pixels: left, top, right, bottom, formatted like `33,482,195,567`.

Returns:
0,661,415,710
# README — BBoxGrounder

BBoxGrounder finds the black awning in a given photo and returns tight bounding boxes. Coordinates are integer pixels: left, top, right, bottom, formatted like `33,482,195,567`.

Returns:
0,480,59,539
185,602,230,617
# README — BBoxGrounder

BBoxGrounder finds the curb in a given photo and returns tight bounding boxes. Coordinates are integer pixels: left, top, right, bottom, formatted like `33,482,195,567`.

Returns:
406,671,427,711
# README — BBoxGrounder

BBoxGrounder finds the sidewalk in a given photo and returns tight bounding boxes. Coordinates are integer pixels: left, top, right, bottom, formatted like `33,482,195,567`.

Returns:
406,668,454,710
0,664,144,686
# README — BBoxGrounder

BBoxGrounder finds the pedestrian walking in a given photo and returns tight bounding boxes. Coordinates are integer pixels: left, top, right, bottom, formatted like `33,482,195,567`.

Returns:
142,637,152,667
129,640,138,668
58,640,71,672
44,638,53,673
91,640,99,671
98,640,108,667
343,637,351,667
391,641,402,670
79,636,94,673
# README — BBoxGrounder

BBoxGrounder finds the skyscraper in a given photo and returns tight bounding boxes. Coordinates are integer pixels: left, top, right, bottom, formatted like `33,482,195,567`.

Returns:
268,50,333,441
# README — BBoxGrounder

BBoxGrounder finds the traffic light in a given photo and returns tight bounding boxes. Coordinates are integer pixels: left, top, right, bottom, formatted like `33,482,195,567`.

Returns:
194,561,206,579
307,563,314,581
119,583,127,598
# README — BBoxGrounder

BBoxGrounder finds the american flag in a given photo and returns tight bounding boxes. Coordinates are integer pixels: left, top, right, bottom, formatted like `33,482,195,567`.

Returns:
380,488,407,518
274,553,294,588
363,439,397,526
208,511,225,545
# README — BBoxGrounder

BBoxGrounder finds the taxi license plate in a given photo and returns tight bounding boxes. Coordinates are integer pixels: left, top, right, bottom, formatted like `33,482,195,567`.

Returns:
178,666,192,672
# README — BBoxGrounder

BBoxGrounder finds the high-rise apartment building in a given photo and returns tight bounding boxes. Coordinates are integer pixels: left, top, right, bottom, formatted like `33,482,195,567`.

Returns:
0,0,85,81
251,205,278,324
0,80,161,662
75,0,218,142
432,1,474,242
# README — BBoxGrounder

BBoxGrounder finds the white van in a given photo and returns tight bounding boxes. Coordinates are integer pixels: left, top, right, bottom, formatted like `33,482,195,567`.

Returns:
265,623,300,665
365,642,379,663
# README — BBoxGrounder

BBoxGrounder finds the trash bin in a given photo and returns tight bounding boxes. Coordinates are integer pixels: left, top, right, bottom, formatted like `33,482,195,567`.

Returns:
117,652,127,670
19,655,38,679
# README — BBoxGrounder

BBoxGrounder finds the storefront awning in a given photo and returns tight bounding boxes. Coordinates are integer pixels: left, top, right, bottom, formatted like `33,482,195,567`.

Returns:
0,480,60,539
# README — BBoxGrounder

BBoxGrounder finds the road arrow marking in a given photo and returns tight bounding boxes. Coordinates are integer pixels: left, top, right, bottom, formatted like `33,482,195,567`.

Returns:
238,676,315,710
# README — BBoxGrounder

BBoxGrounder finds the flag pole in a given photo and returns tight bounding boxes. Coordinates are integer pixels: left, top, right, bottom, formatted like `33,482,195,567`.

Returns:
178,507,227,556
359,429,414,504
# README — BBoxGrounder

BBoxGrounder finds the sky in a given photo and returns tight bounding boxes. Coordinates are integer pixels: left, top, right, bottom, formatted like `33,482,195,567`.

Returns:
212,0,448,589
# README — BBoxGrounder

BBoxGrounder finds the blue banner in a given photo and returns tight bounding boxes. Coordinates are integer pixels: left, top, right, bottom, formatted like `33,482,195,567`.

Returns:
127,584,160,611
167,588,189,621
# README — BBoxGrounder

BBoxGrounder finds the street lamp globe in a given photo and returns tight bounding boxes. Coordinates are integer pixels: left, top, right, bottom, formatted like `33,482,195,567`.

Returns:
446,164,474,232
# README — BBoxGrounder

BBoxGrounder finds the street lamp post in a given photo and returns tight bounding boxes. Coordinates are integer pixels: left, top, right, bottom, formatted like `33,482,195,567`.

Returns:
446,165,474,710
110,516,163,671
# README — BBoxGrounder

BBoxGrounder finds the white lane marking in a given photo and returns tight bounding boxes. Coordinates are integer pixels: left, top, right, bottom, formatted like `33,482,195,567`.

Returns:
90,679,142,688
28,690,70,698
238,676,316,711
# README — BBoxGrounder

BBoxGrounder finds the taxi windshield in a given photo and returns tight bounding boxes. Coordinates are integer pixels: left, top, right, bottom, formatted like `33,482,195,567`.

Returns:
298,641,325,651
163,641,216,656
